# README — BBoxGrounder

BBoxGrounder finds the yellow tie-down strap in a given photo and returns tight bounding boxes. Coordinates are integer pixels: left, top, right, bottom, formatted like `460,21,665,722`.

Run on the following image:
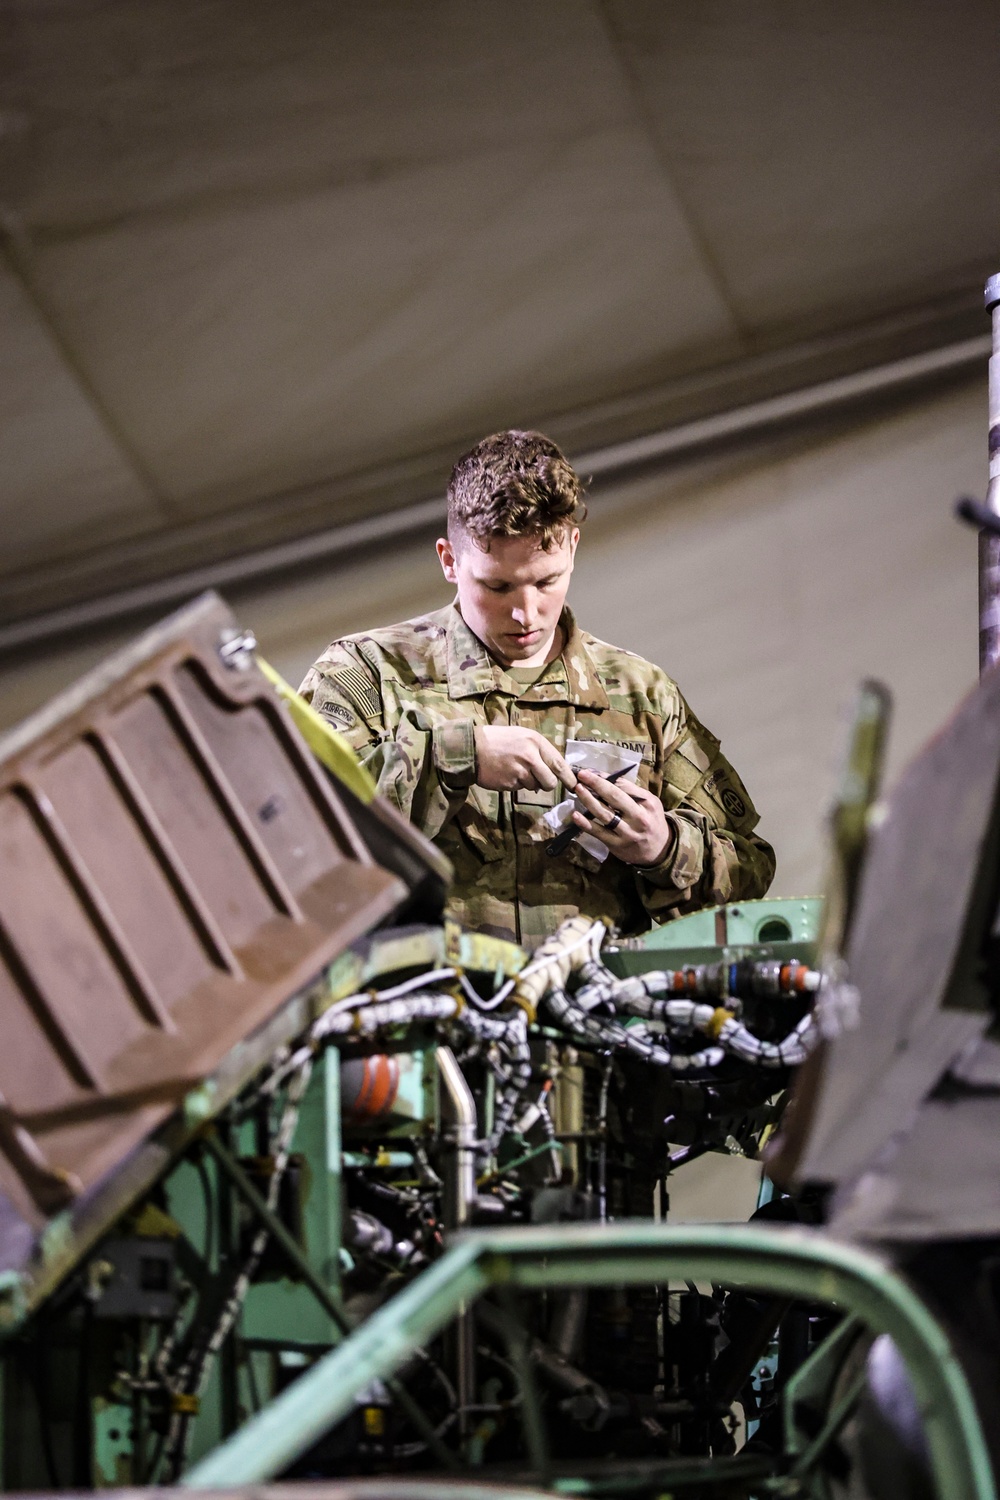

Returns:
256,657,377,805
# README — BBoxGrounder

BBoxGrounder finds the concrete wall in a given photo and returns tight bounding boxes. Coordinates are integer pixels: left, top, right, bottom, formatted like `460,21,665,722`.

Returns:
0,371,985,901
570,374,985,895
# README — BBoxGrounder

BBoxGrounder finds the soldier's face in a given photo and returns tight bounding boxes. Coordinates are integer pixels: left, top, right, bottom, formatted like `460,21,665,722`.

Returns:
436,527,579,667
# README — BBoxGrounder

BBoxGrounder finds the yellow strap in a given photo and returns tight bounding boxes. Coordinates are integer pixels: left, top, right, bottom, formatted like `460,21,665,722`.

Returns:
256,656,377,804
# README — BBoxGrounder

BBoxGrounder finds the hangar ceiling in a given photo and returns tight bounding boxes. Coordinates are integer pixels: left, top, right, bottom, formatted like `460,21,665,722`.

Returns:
0,0,997,639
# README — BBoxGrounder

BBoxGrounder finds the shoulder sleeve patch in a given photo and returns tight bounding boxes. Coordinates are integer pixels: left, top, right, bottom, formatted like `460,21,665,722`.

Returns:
701,766,757,830
720,784,748,819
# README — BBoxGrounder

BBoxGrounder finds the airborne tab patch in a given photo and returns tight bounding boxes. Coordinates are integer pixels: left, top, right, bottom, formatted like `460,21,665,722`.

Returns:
320,701,357,731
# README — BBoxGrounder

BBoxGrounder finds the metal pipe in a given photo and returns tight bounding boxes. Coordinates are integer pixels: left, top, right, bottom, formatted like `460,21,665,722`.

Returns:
477,1298,609,1435
491,1289,553,1482
547,1288,589,1365
436,1046,477,1229
980,273,1000,676
435,1046,478,1433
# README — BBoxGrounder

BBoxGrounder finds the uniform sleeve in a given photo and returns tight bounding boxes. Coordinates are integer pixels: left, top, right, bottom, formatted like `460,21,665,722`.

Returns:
635,698,775,921
298,642,473,837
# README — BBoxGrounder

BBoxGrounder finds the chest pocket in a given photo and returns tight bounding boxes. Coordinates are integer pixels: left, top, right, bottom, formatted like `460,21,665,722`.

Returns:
565,839,605,876
456,787,506,863
514,784,561,811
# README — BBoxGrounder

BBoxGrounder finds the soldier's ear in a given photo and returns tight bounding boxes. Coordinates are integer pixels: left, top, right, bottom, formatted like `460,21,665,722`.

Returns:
436,536,458,582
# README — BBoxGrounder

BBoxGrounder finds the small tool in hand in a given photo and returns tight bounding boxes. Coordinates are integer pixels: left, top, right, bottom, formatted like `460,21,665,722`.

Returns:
545,764,633,856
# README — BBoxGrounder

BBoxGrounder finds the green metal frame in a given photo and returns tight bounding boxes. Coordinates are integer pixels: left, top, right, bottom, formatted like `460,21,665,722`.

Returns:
604,895,823,976
183,1221,995,1498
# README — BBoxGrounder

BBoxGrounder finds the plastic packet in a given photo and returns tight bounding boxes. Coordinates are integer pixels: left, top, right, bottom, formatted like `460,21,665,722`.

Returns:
534,739,642,863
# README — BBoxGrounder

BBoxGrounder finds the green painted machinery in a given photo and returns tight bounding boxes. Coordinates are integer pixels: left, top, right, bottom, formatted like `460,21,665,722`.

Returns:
0,597,994,1500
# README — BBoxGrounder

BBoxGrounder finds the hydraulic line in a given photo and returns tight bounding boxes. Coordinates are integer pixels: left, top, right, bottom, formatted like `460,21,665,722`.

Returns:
542,985,725,1073
574,958,819,1014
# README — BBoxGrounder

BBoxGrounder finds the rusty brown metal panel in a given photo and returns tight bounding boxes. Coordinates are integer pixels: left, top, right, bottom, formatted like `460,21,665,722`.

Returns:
0,592,408,1238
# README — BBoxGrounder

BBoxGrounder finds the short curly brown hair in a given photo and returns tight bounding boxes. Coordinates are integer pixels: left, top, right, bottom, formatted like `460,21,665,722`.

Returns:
447,429,587,550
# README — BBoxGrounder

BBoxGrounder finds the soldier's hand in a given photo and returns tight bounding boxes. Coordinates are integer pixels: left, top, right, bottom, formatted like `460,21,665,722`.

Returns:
571,769,676,866
474,726,576,793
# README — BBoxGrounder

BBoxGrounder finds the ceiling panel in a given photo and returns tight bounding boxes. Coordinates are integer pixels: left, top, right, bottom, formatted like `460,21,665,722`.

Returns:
11,0,733,527
29,124,732,515
8,1,625,231
0,261,160,567
602,0,1000,337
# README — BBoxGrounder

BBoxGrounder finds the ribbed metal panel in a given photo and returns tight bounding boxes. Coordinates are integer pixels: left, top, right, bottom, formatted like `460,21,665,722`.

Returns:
0,593,406,1234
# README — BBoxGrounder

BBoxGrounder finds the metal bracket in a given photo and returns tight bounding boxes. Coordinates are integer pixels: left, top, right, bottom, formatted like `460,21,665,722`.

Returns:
217,627,257,670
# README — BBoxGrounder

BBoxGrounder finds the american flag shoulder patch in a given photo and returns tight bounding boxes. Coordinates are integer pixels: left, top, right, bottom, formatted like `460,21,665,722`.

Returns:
335,666,383,723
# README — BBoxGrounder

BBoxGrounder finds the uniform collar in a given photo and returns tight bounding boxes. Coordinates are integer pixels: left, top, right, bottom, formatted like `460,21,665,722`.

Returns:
559,609,610,709
445,605,498,698
445,604,609,709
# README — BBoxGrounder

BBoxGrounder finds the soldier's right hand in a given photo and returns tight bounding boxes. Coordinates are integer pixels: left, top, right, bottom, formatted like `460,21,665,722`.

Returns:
474,725,576,793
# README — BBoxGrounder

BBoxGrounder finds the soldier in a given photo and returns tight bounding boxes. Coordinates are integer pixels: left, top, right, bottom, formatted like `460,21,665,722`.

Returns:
300,430,775,948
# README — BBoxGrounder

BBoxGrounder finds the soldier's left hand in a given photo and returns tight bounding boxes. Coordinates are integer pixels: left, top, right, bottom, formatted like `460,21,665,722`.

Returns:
571,769,675,867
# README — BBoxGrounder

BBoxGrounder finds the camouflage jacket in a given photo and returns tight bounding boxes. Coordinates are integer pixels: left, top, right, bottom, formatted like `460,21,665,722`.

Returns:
299,604,775,949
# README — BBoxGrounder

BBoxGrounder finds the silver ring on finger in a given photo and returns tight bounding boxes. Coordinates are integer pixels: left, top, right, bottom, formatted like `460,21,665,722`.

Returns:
604,811,624,833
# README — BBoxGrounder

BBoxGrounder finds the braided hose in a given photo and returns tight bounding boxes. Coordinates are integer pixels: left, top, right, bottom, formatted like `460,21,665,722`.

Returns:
480,1011,532,1155
715,1012,818,1068
541,985,725,1072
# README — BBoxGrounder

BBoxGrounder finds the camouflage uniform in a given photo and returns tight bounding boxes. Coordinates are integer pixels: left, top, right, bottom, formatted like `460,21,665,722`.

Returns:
300,603,775,949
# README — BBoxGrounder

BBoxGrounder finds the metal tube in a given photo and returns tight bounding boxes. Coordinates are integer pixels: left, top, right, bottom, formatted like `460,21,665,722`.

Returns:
435,1046,477,1228
435,1046,477,1433
548,1288,589,1364
979,273,1000,676
183,1223,995,1499
491,1289,553,1483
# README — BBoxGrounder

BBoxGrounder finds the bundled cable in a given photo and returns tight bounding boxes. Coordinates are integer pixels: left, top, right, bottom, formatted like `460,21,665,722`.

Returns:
266,917,823,1194
541,984,725,1073
517,917,821,1075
